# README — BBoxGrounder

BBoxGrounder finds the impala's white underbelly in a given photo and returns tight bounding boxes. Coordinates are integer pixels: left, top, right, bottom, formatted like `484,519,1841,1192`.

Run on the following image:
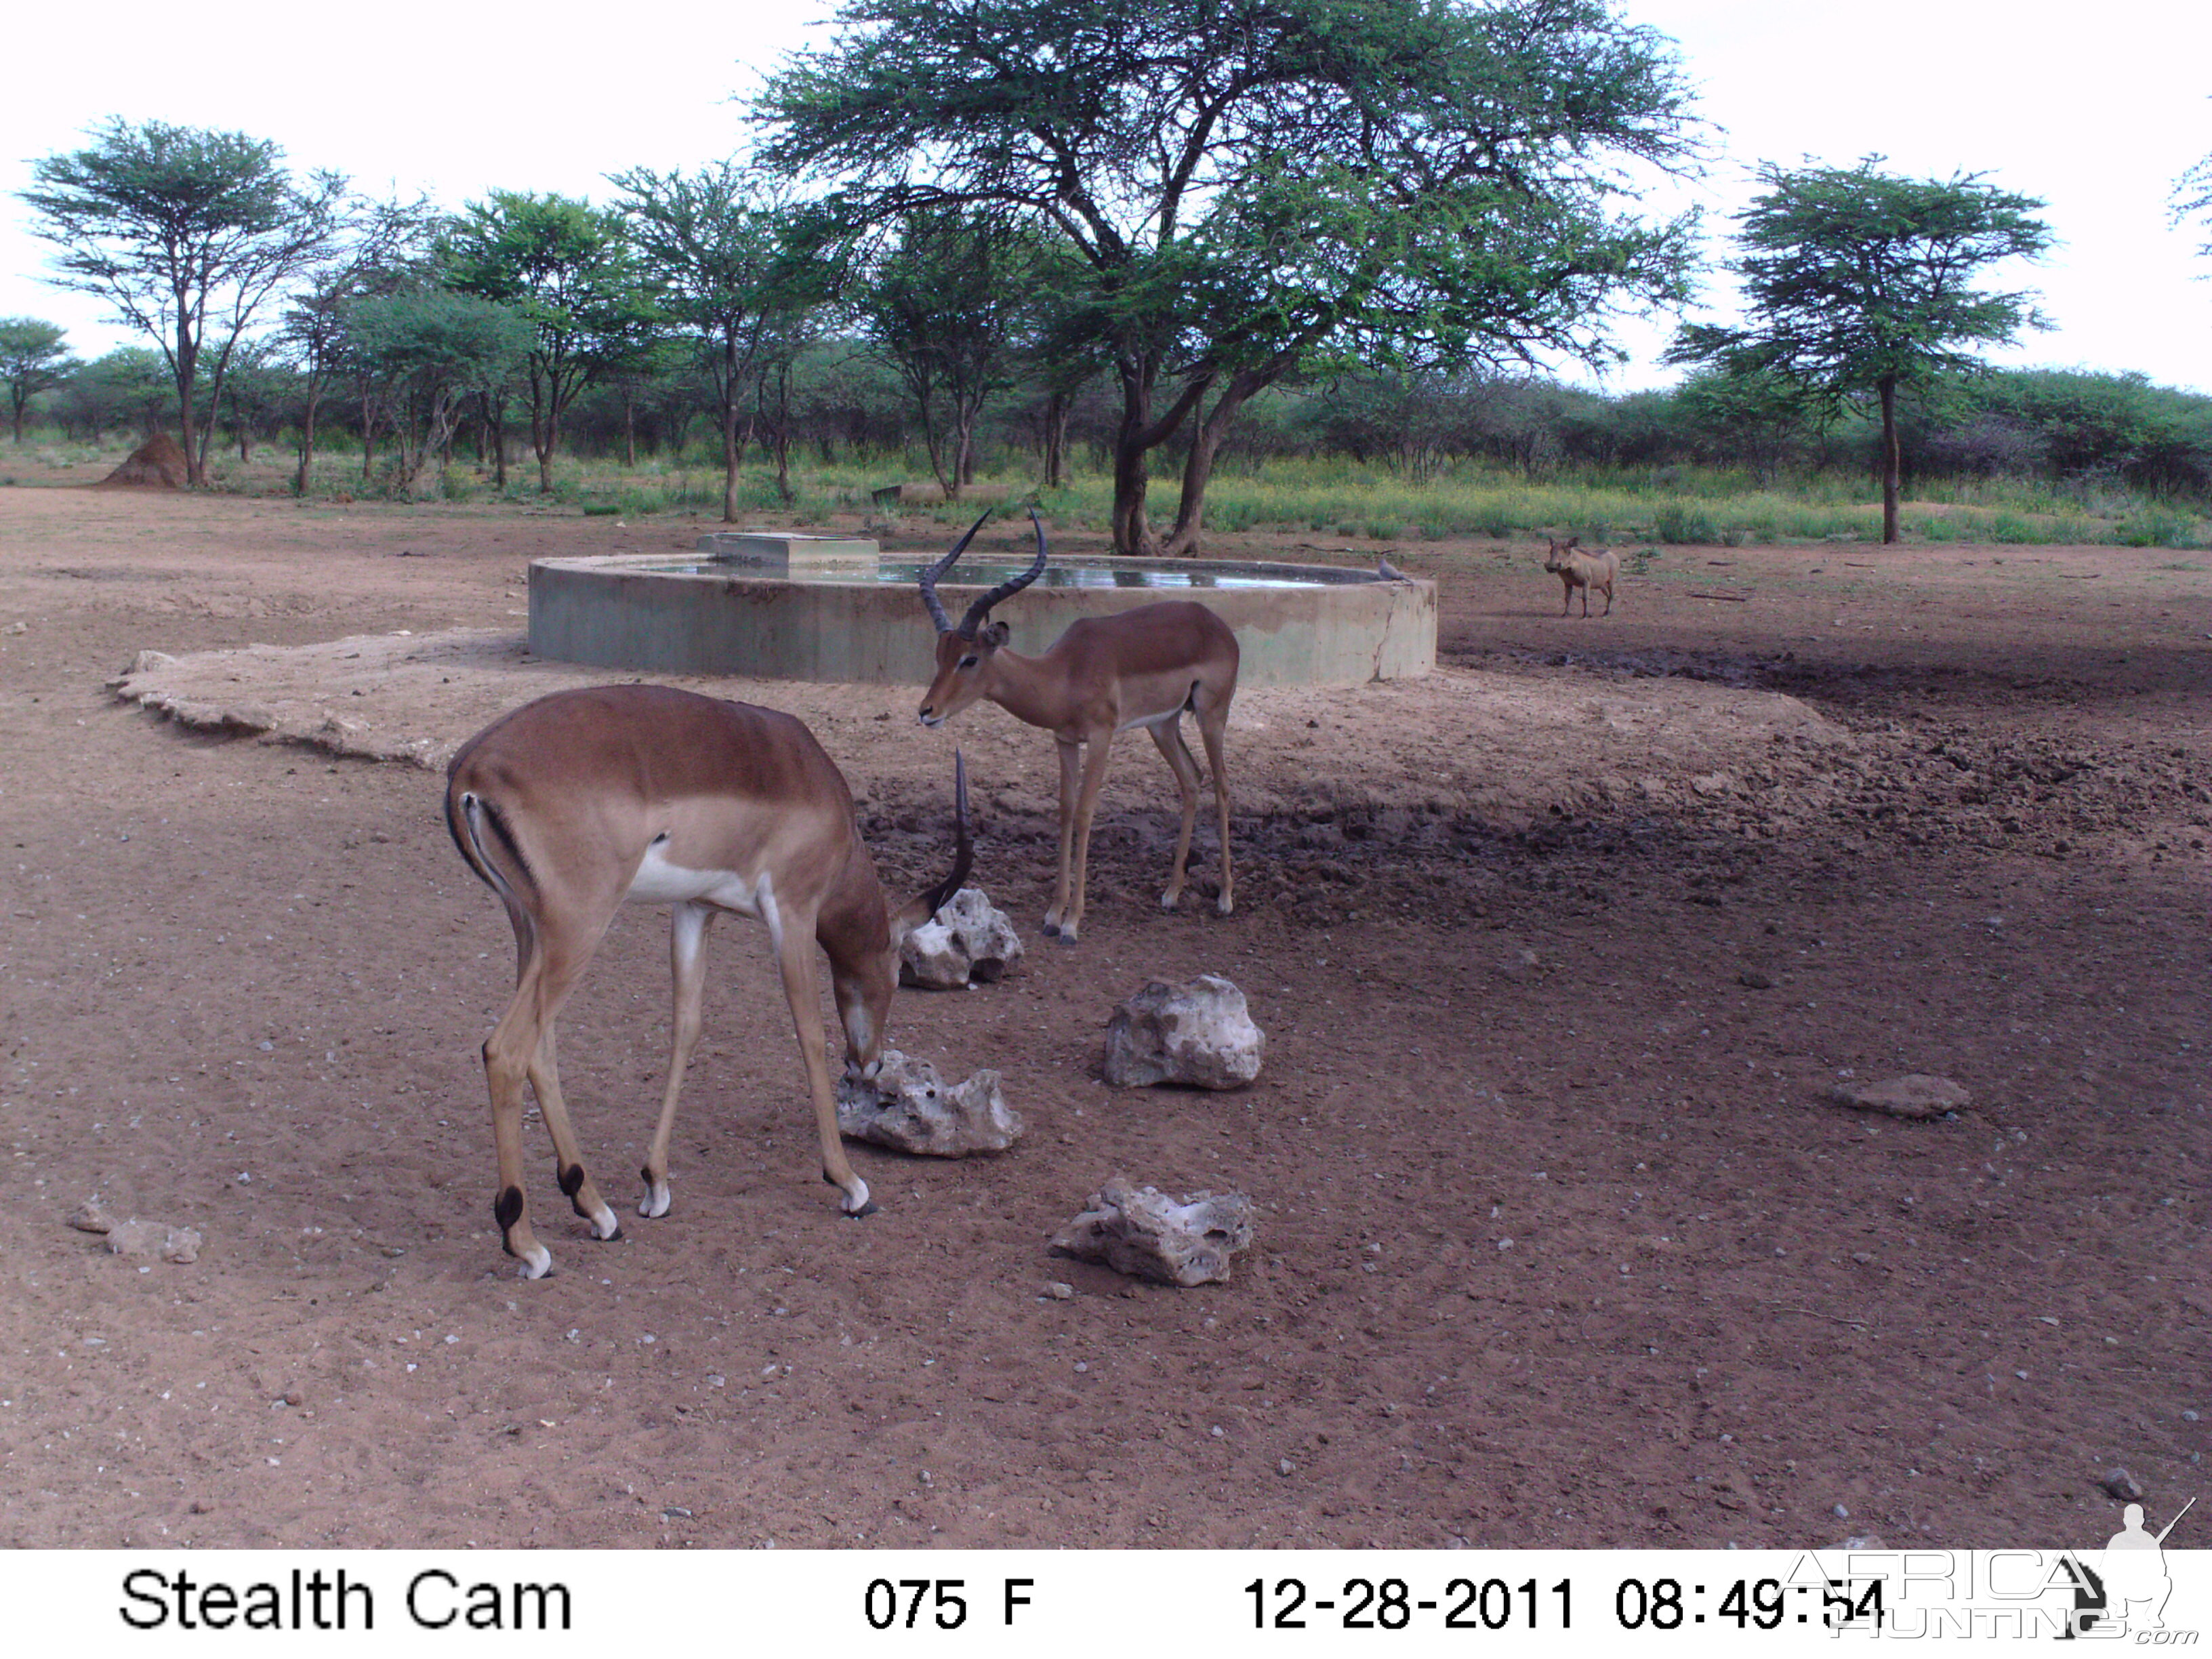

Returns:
1118,707,1184,734
626,843,778,939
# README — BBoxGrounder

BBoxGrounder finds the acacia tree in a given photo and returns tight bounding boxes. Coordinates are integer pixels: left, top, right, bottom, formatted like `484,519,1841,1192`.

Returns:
858,209,1034,497
19,120,347,485
609,163,800,520
2176,147,2212,262
760,0,1700,553
1666,158,2051,544
280,195,436,493
441,192,655,492
344,291,535,498
0,318,80,443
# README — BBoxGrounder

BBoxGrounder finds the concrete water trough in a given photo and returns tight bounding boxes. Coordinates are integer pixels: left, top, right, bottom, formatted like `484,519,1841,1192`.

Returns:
528,532,1437,689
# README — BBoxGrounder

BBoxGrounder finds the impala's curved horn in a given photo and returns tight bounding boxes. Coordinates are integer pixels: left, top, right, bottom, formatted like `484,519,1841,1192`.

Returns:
957,508,1046,638
915,750,972,924
918,510,994,634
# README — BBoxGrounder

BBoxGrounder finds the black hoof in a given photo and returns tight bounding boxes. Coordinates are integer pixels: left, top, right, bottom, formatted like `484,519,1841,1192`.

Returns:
597,1222,623,1243
845,1198,880,1220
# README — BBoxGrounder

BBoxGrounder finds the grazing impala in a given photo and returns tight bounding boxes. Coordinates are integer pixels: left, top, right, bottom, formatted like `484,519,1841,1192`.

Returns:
445,684,970,1278
916,510,1237,943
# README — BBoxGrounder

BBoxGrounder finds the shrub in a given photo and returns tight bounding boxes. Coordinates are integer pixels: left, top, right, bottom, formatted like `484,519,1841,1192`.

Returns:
1654,501,1718,544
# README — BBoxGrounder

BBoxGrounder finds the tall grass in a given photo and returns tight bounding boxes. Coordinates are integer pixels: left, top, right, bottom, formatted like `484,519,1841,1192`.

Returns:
33,435,2207,548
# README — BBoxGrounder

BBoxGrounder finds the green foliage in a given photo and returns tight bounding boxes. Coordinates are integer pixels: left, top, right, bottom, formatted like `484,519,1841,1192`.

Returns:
1653,500,1718,544
18,119,348,480
441,191,660,490
344,291,533,496
2174,148,2212,262
0,316,81,441
761,0,1703,550
1668,158,2052,396
1667,157,2050,542
52,346,171,441
857,209,1038,496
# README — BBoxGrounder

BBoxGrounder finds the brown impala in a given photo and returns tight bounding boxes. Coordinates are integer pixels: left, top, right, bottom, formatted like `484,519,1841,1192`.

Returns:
916,510,1237,943
446,684,970,1278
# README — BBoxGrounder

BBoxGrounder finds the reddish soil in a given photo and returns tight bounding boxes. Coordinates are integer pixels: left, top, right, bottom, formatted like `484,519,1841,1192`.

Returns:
0,478,2206,1551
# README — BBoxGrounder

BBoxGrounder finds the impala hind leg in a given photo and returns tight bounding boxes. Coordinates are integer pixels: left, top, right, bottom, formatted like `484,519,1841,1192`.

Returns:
640,902,714,1219
775,920,874,1216
1149,718,1204,911
527,1021,621,1242
483,901,618,1279
1195,700,1235,916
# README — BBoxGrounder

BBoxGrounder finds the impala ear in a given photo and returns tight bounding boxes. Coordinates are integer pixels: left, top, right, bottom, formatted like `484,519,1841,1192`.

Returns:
981,619,1011,648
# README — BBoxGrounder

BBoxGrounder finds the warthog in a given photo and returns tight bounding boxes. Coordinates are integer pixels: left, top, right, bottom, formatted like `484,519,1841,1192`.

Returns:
1544,535,1618,617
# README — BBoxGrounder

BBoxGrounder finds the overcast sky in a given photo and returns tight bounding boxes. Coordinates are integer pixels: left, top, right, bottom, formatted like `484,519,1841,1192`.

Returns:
3,0,2206,394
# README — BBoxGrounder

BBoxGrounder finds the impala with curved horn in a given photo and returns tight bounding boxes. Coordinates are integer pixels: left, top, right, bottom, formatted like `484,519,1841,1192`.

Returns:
446,684,970,1278
917,510,1237,943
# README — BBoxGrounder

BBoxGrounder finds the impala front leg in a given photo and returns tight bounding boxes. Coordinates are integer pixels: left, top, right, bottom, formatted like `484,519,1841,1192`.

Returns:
640,902,713,1219
777,922,874,1216
1044,737,1084,939
1058,734,1116,943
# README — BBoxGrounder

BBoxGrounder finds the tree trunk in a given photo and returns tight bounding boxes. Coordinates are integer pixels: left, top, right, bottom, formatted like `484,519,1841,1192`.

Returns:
1108,348,1216,556
1162,373,1264,557
1109,352,1156,554
171,306,205,487
10,392,25,443
295,384,323,496
488,394,508,491
529,367,556,493
721,395,741,523
1042,389,1070,490
920,390,951,499
771,366,794,506
1879,375,1901,546
622,385,636,469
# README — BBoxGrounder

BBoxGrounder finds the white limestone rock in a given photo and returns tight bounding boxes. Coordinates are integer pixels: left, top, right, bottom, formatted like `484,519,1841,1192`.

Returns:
1826,1073,1971,1121
1050,1177,1257,1287
900,886,1025,990
104,1219,203,1263
1102,975,1265,1090
836,1048,1022,1155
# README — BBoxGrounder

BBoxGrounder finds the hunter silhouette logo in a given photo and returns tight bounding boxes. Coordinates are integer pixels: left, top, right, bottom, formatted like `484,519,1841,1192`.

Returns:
2059,1495,2195,1639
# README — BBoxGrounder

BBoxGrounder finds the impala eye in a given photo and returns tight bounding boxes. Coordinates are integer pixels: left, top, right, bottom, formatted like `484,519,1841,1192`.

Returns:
958,655,979,670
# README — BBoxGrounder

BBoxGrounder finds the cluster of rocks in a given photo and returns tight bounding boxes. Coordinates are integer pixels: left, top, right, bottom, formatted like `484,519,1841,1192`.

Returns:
879,886,1271,1287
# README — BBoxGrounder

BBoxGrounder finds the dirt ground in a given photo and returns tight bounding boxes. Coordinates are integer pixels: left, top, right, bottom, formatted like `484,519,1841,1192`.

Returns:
0,476,2206,1551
